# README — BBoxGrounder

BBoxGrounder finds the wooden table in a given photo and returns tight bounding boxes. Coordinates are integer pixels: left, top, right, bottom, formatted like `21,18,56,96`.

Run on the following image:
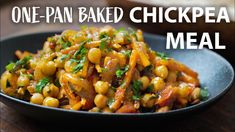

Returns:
1,0,234,131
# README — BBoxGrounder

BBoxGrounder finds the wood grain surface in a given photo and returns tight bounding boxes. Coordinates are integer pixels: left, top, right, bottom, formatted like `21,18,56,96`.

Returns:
0,0,234,132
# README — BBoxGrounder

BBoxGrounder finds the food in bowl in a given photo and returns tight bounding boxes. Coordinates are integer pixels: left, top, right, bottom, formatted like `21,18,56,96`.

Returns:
0,26,208,113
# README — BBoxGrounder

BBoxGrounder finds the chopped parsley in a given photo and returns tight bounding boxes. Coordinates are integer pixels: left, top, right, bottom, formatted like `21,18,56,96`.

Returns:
27,74,33,80
56,36,65,45
99,32,109,39
5,62,15,71
132,80,143,100
107,98,115,107
73,39,92,58
73,44,87,58
61,41,71,49
35,77,50,93
121,50,131,58
146,84,154,92
100,37,110,51
60,54,69,61
200,88,209,101
54,79,61,87
116,65,129,78
71,57,86,73
156,52,168,60
56,36,71,49
9,56,32,73
101,67,108,73
128,27,137,40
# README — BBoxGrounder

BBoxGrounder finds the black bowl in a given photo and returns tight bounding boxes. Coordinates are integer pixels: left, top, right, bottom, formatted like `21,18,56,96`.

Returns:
0,32,234,123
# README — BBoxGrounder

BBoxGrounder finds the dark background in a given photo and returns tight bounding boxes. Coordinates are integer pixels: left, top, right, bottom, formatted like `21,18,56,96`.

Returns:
0,0,234,131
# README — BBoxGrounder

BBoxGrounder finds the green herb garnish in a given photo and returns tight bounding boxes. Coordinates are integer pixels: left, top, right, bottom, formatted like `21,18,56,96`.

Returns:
36,77,50,93
56,36,65,45
26,74,33,80
9,56,32,73
101,67,108,72
132,80,143,100
56,36,71,49
54,79,61,87
99,32,109,39
5,62,15,71
116,65,129,78
100,37,109,51
146,84,154,92
107,98,115,107
61,41,71,49
121,50,131,58
200,88,209,101
73,40,89,58
156,52,168,60
60,54,69,61
128,27,137,40
72,57,86,73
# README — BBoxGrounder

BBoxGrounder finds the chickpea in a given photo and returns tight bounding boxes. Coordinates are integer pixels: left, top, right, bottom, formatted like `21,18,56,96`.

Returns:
139,76,150,91
43,97,59,108
27,85,35,94
42,84,59,98
102,107,112,113
151,77,165,93
94,81,109,95
64,60,76,73
34,64,46,81
41,61,57,76
106,89,115,98
17,75,30,87
157,106,169,113
154,65,168,79
88,48,101,64
30,93,44,105
178,84,191,98
191,88,201,100
54,56,65,68
1,71,18,95
94,94,108,109
141,94,156,108
89,107,100,112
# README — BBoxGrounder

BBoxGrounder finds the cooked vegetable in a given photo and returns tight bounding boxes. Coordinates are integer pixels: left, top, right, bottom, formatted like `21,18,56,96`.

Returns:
116,65,129,78
0,26,205,113
43,97,59,107
42,84,59,98
88,48,101,64
94,94,108,109
35,78,50,93
30,93,44,105
132,80,143,100
200,88,209,100
9,56,32,73
94,81,109,95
